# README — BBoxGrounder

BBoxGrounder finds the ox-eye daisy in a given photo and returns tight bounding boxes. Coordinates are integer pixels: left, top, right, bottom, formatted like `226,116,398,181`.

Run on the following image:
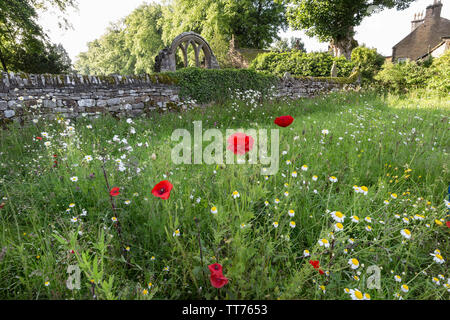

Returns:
303,250,310,257
401,284,409,293
288,210,295,217
312,175,318,181
273,222,279,228
329,176,338,183
318,238,330,248
290,221,296,228
360,186,368,195
232,191,240,199
394,275,402,282
211,207,218,214
348,258,360,269
334,223,344,232
349,289,364,300
331,211,345,223
70,176,78,182
400,229,411,239
430,252,445,264
301,165,308,171
351,216,360,223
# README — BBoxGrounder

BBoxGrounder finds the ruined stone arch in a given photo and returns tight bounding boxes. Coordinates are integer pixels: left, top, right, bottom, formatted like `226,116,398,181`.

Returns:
154,32,220,72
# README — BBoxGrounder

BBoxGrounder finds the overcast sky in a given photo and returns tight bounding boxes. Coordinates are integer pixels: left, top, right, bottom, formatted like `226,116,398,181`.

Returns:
38,0,450,62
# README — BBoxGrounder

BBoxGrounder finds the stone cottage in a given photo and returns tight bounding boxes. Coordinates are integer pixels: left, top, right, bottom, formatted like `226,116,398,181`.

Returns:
392,0,450,62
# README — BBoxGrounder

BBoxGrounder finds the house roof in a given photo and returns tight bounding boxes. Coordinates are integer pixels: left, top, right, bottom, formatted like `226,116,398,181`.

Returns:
393,17,450,60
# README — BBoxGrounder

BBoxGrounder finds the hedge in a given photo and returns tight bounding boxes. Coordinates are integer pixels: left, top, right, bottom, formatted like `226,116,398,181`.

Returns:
249,51,355,78
152,67,278,104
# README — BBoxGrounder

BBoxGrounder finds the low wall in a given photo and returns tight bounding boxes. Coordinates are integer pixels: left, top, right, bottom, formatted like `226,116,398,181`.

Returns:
0,72,181,122
0,71,357,123
275,75,357,99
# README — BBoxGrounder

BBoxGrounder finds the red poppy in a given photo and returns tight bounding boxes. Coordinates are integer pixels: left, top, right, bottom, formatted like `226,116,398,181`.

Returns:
36,137,43,140
274,115,294,127
208,263,228,289
110,187,120,197
446,221,450,229
151,180,173,200
309,260,320,269
227,132,254,155
319,269,325,275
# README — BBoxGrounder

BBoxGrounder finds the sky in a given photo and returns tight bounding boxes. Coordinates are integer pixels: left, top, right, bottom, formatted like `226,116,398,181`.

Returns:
38,0,450,62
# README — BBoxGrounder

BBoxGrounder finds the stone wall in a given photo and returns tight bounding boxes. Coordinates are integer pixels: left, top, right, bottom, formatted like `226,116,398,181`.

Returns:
275,75,356,100
0,71,357,123
0,72,182,123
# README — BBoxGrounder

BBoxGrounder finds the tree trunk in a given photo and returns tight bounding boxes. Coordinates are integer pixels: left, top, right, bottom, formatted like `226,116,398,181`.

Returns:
329,27,356,60
329,37,354,60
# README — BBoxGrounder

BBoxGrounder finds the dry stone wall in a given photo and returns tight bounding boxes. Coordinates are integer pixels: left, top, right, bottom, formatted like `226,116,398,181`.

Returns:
0,71,357,123
0,72,182,123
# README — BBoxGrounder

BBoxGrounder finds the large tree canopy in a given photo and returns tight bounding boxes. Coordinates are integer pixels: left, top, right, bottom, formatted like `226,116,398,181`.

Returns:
0,0,75,73
280,0,415,59
160,0,287,66
75,3,164,75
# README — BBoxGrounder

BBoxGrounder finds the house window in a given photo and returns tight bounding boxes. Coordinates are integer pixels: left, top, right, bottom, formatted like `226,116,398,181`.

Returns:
397,58,408,62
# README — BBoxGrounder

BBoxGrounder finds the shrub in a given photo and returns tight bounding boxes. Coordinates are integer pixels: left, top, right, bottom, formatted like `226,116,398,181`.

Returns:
351,46,385,82
374,52,450,95
426,51,450,95
250,51,354,77
160,67,278,104
374,60,431,93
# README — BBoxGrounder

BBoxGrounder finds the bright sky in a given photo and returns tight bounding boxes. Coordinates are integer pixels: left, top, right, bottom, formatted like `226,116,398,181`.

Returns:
38,0,450,62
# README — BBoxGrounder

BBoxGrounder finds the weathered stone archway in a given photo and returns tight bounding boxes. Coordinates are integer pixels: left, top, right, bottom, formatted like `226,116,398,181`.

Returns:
154,32,220,72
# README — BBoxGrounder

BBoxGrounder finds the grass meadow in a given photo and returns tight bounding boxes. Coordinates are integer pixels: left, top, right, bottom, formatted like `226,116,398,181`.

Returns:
0,91,449,300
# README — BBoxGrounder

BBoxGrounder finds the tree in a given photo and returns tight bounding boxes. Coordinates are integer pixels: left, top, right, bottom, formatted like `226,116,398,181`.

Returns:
279,0,415,59
271,36,305,52
0,0,76,73
160,0,287,66
75,3,164,75
351,46,384,81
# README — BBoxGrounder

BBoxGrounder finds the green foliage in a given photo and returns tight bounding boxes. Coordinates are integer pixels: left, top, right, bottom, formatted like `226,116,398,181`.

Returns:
163,67,278,103
351,46,385,82
374,52,450,96
375,60,430,93
0,92,448,300
426,51,450,95
0,0,75,73
281,0,415,43
271,36,305,53
75,3,164,75
160,0,287,67
279,0,415,58
250,51,354,77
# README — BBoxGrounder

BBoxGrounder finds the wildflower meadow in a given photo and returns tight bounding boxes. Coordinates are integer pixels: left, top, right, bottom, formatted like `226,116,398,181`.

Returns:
0,91,449,300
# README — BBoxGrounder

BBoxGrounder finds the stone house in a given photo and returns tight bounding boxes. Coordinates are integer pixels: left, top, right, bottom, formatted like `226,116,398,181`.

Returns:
392,0,450,62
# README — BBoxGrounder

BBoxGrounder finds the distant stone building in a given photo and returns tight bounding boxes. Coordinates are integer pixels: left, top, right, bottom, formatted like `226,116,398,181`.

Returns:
392,0,450,62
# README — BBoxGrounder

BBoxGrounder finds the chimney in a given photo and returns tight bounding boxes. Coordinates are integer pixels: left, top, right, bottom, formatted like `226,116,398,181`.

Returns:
411,11,425,31
425,0,442,21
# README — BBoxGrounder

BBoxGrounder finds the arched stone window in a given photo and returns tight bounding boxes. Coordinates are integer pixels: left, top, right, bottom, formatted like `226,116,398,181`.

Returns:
154,32,220,72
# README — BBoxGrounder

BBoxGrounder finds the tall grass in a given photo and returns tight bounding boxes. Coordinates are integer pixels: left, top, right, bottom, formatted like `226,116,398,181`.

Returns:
0,91,448,300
